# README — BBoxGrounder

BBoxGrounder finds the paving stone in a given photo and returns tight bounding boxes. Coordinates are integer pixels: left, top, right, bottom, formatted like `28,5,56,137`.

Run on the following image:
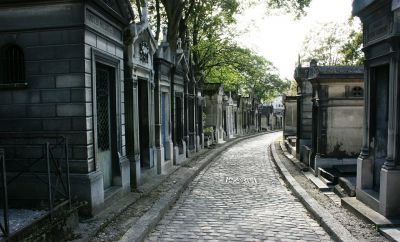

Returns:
145,133,332,241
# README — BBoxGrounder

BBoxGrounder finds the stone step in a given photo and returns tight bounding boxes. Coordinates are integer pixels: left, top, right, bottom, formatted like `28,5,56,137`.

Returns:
318,167,339,185
332,164,357,176
338,176,356,197
304,171,332,192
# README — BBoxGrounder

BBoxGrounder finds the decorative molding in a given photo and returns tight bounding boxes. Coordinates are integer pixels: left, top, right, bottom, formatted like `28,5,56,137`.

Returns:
139,41,149,63
86,9,122,41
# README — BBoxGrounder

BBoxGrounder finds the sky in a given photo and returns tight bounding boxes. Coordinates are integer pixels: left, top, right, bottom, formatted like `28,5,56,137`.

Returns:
234,0,357,80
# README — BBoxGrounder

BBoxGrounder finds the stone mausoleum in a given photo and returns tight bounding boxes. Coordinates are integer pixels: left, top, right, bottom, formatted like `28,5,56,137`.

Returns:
308,61,363,174
294,64,313,162
353,0,400,217
283,95,297,138
0,0,134,216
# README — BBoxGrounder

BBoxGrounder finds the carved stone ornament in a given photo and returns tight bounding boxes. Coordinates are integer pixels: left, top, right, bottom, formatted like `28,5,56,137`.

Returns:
139,42,149,63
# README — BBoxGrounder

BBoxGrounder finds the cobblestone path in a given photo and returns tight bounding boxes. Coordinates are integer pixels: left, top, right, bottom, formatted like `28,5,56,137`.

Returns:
146,133,332,241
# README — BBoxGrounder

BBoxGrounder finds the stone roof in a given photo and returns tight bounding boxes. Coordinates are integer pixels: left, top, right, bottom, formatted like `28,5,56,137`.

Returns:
308,66,363,79
352,0,377,15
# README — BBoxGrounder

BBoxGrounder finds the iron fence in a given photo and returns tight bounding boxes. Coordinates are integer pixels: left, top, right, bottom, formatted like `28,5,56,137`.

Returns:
0,136,71,239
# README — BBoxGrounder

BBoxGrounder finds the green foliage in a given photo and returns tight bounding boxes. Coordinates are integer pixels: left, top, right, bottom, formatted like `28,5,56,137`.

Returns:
203,126,214,136
133,0,303,103
198,40,290,102
283,80,298,96
340,30,363,66
265,0,312,18
300,20,364,66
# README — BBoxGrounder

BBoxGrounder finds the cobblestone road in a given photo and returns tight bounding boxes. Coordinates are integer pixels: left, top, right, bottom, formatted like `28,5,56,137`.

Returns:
146,133,332,241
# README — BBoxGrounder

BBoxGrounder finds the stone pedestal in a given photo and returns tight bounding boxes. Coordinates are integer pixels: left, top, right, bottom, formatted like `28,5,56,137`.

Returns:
298,139,311,163
70,171,104,217
149,147,156,168
173,140,187,165
155,146,165,175
379,168,400,217
196,135,201,152
201,133,205,149
165,139,174,161
119,156,131,191
173,146,180,165
357,157,373,190
130,157,141,187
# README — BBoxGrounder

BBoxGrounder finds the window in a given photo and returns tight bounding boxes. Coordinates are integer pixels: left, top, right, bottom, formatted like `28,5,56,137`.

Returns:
0,44,25,85
351,86,363,97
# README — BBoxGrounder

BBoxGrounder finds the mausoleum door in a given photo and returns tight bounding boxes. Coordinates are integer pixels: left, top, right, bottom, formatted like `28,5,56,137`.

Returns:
96,63,115,189
371,65,390,192
138,79,151,168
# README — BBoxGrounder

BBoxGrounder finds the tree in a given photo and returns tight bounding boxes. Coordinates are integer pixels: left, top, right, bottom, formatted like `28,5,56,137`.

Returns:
203,42,290,102
339,29,363,66
131,0,303,102
300,20,363,66
283,80,298,96
264,0,312,18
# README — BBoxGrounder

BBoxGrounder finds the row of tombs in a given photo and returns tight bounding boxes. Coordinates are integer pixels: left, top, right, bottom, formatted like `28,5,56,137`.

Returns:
284,0,400,219
0,0,281,233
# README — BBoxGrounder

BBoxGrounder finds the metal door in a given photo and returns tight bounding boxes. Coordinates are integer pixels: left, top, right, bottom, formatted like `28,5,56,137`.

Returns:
96,64,113,189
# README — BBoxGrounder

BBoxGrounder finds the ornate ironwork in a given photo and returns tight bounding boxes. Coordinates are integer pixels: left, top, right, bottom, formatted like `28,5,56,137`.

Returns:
139,42,149,63
96,69,110,151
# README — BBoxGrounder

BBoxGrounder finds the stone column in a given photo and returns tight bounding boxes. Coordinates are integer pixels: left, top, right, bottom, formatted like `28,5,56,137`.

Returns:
184,79,190,156
384,56,398,168
124,76,137,188
379,52,400,217
356,64,374,192
359,66,369,159
154,65,165,174
149,77,156,168
197,94,204,149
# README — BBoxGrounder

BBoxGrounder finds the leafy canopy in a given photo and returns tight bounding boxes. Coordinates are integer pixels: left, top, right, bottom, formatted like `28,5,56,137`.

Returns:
300,20,363,66
132,0,308,102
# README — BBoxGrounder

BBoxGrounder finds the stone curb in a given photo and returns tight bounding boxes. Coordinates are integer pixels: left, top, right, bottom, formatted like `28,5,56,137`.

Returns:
119,131,277,242
270,141,357,242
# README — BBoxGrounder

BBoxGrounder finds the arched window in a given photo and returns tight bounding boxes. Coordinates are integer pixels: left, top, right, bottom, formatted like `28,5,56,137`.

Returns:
0,44,25,84
351,86,363,97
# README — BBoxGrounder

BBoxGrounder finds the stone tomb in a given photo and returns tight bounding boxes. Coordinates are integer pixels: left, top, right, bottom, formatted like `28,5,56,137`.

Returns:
259,105,273,131
171,47,188,164
353,0,400,217
294,64,313,163
154,34,174,173
223,92,236,139
203,83,225,144
307,61,364,174
0,0,134,216
125,6,158,184
283,95,298,138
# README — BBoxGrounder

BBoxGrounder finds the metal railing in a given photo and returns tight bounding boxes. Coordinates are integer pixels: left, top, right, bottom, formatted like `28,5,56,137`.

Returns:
0,136,71,238
0,149,9,237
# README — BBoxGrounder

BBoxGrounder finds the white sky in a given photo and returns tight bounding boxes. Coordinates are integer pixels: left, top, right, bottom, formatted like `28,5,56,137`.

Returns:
234,0,356,80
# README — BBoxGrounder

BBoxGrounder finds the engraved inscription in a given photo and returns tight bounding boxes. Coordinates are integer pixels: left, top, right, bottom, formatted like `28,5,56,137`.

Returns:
225,177,257,184
367,17,389,42
86,10,121,40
